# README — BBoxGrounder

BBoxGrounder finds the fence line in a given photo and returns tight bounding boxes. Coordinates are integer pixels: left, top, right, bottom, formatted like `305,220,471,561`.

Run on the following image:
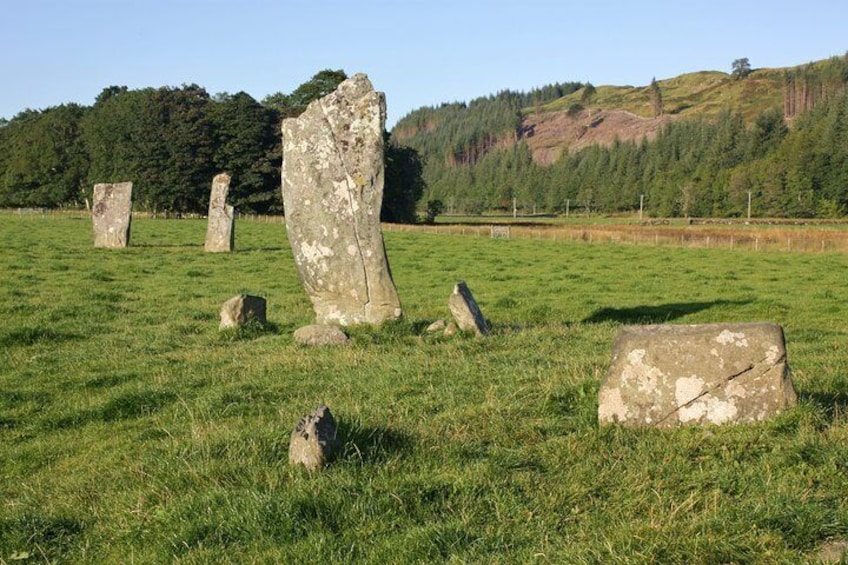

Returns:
382,222,848,254
4,209,846,254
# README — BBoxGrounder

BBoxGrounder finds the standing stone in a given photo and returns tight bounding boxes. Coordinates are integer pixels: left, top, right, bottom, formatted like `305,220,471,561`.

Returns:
598,322,797,428
289,405,341,471
219,294,267,330
92,182,133,248
281,73,402,327
448,281,490,336
204,173,234,252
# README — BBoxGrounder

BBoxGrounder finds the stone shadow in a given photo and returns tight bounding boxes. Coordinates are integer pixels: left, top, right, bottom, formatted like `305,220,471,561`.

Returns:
802,391,848,422
336,420,413,464
582,299,752,325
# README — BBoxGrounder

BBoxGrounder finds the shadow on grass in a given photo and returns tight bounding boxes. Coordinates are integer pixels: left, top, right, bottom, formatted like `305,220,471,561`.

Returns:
217,320,282,341
801,391,848,423
337,420,413,465
0,327,81,348
582,299,751,325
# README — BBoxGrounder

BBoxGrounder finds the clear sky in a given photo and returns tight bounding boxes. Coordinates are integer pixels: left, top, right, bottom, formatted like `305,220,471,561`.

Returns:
2,0,846,128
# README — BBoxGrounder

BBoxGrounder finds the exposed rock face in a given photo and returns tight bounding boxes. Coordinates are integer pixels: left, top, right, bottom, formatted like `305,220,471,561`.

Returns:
219,294,267,330
598,322,797,428
289,405,341,471
204,173,234,252
448,281,489,336
281,73,402,326
293,324,350,347
92,182,133,248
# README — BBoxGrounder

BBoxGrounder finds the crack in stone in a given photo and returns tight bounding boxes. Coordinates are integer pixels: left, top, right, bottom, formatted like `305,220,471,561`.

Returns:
656,353,786,425
318,96,373,315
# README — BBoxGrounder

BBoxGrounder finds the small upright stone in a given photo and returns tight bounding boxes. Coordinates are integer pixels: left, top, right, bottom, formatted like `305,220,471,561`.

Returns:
598,322,797,428
281,73,402,327
92,182,133,248
289,405,341,471
293,324,350,347
204,173,234,252
448,281,489,336
219,294,267,329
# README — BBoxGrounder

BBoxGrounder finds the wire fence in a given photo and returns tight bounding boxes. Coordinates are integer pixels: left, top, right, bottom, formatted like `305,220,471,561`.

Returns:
6,209,848,254
383,222,848,254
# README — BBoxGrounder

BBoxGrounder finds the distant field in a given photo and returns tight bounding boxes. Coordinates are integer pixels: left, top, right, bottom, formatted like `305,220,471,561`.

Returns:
420,214,848,254
1,214,847,563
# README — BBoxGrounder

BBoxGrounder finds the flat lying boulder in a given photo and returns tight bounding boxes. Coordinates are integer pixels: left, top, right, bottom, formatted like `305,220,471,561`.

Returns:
219,294,267,329
92,181,133,248
448,281,489,336
289,405,341,471
293,324,350,347
598,322,797,428
281,73,402,326
204,173,234,252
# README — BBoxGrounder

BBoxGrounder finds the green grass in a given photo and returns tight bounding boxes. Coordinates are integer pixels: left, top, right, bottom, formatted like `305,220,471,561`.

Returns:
2,214,848,563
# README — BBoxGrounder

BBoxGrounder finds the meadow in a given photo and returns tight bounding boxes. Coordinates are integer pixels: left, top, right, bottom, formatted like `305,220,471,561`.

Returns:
1,214,847,563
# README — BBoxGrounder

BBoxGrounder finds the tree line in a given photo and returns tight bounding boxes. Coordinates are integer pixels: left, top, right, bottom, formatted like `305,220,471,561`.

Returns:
0,70,424,222
393,56,848,218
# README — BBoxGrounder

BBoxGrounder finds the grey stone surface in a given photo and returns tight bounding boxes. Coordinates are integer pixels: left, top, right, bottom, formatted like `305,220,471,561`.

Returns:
204,173,234,252
818,539,848,563
448,281,489,336
219,294,267,329
289,405,341,471
598,322,797,428
92,182,133,248
281,73,402,326
293,324,350,347
425,319,447,333
443,322,459,337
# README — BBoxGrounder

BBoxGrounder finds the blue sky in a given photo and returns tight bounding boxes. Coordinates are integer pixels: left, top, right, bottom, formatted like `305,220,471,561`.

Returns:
2,0,846,127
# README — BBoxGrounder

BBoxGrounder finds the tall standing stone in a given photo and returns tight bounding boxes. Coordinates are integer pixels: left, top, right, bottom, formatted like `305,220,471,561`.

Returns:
91,182,133,248
281,73,402,326
204,173,235,252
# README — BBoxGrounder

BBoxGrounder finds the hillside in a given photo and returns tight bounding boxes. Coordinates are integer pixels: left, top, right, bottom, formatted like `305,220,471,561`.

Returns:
522,69,785,163
395,68,788,165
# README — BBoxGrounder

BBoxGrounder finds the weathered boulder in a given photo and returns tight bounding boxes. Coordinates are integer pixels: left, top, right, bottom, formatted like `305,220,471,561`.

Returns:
92,182,133,248
598,322,797,428
281,73,402,327
425,319,447,334
204,173,234,252
293,324,350,347
448,281,489,336
289,405,341,471
219,294,267,330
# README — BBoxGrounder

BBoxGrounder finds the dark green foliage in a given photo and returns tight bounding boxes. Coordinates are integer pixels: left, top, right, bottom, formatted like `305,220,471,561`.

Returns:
649,77,663,117
423,199,445,224
383,134,426,223
0,70,368,216
394,87,848,218
208,92,280,213
81,84,218,214
731,57,752,80
0,105,89,207
392,82,582,212
580,82,597,103
262,69,348,118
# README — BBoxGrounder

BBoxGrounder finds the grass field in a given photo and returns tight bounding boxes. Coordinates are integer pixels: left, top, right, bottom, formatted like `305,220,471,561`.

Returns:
1,214,848,563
